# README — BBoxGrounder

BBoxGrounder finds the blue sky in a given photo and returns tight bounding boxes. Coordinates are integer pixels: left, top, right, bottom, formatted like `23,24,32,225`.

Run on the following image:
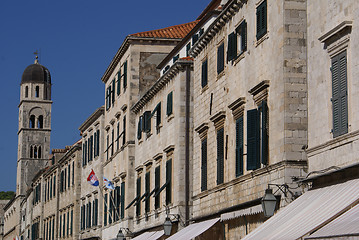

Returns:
0,0,210,191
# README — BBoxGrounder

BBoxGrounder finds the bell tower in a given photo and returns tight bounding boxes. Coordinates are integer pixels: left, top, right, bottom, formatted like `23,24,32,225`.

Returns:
16,55,52,195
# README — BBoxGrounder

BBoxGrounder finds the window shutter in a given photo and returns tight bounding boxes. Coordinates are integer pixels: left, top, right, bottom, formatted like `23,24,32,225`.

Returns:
137,116,143,140
136,177,141,216
247,109,260,170
256,0,267,40
53,176,56,197
145,172,150,212
217,128,224,185
173,54,179,63
115,186,120,221
217,43,225,74
117,70,121,95
67,211,69,236
227,32,237,61
122,116,126,146
192,34,199,45
155,166,160,209
186,43,191,57
70,209,73,235
241,20,247,52
123,61,127,89
120,182,125,219
167,92,173,116
156,103,161,127
104,194,107,226
166,159,172,204
112,79,115,103
201,138,207,191
332,51,348,137
143,111,151,132
96,130,100,156
201,59,208,88
236,116,244,177
261,101,269,165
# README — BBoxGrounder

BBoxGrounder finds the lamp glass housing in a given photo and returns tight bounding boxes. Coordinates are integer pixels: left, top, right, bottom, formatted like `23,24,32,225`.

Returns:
261,188,277,217
117,229,125,240
164,217,172,236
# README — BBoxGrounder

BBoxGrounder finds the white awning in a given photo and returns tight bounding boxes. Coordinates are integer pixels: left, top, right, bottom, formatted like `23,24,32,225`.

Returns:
242,178,359,240
306,203,359,239
166,218,219,240
220,204,263,221
131,230,164,240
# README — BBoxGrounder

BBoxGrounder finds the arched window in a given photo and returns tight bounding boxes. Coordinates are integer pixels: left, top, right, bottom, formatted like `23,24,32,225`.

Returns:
38,146,42,158
30,146,33,158
25,86,28,98
38,116,43,129
34,146,38,158
35,86,39,98
29,115,35,128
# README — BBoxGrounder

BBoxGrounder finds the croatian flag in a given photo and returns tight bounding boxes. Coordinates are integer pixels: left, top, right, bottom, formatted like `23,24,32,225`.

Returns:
87,170,99,186
103,176,115,190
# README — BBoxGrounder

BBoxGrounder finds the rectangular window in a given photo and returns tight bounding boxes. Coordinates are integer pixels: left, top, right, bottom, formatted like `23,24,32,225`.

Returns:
122,116,126,146
201,138,207,191
332,50,348,137
217,42,225,74
166,92,173,116
137,116,143,140
201,59,208,88
151,103,161,128
237,20,247,54
227,32,237,62
217,128,224,185
173,54,179,63
247,100,269,170
117,122,120,150
256,0,267,40
112,79,115,104
192,34,199,45
186,43,191,57
53,175,56,197
166,159,172,205
59,215,62,237
236,116,244,177
155,166,160,209
111,129,114,156
115,186,120,221
67,165,70,188
143,111,151,133
104,194,107,226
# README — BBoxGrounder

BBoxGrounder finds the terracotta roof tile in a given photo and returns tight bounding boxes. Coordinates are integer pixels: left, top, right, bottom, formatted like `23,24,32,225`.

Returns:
130,20,199,39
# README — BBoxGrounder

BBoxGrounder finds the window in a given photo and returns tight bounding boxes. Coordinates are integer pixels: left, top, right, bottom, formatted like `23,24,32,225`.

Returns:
256,0,267,40
145,172,150,213
38,115,43,129
143,111,151,133
35,86,39,98
25,86,28,98
192,33,199,45
151,103,161,129
165,159,172,205
201,59,208,88
29,115,35,128
106,86,112,110
136,177,141,216
201,138,207,191
93,199,98,226
173,54,179,64
112,79,116,104
120,182,125,219
216,128,224,185
167,92,173,116
104,194,107,226
155,166,160,209
137,116,143,140
331,50,348,137
122,116,126,146
186,43,191,57
114,187,120,221
235,116,244,177
228,20,247,62
217,42,225,74
247,100,269,170
163,65,170,75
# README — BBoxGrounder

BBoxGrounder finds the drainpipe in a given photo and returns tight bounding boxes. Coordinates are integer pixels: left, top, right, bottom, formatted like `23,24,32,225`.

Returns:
185,65,191,226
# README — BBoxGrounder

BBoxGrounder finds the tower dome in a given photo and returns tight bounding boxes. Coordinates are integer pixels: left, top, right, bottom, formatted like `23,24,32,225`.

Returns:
21,60,51,84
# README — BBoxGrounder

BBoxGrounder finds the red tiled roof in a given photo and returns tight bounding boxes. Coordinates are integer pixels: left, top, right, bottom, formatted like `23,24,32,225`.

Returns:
130,20,199,39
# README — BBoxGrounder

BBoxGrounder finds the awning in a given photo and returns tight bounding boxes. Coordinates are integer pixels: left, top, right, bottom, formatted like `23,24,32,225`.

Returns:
242,178,359,240
131,230,164,240
166,218,219,240
306,203,359,239
220,204,263,221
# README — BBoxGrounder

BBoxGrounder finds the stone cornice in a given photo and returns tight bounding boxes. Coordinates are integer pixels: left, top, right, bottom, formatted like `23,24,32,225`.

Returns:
190,0,246,58
18,99,53,108
78,106,104,132
101,36,182,84
131,60,193,114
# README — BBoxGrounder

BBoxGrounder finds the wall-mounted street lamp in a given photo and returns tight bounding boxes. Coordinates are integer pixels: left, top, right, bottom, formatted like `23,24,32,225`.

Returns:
163,205,182,236
117,228,132,240
261,184,294,217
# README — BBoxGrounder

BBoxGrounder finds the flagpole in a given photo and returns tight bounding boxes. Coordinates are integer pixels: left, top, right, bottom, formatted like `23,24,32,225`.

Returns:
108,190,121,221
98,185,114,224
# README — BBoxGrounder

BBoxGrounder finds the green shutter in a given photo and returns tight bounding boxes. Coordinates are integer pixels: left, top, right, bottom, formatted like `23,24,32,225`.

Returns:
67,211,69,236
261,101,269,165
236,116,244,177
70,210,73,235
166,159,172,204
115,186,120,221
237,20,247,52
123,61,127,89
256,0,267,40
217,43,225,74
186,43,191,57
227,32,237,61
201,59,208,88
332,51,348,137
201,138,207,191
112,79,115,103
217,128,224,185
247,109,260,170
117,70,121,95
136,177,141,216
167,92,173,116
137,116,143,140
155,166,160,209
143,111,151,132
104,194,107,226
156,103,161,127
120,182,125,219
122,116,126,146
192,34,199,45
145,172,150,212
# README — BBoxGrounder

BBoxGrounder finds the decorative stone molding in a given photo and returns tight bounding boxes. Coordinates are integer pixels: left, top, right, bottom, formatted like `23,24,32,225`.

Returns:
228,97,245,120
164,145,175,155
115,111,121,119
153,153,163,161
109,118,116,125
248,80,270,105
119,171,127,179
210,111,226,129
318,21,352,57
121,104,127,112
144,159,153,168
195,122,209,140
135,165,144,174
